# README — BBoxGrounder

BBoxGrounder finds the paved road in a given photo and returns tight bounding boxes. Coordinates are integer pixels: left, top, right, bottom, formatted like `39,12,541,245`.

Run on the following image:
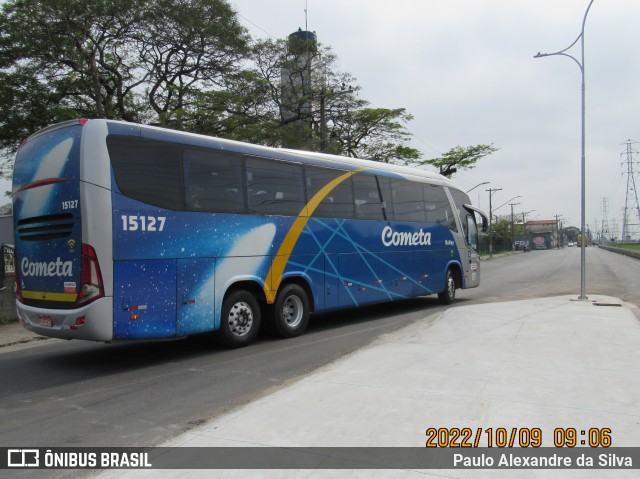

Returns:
472,246,640,311
0,247,638,465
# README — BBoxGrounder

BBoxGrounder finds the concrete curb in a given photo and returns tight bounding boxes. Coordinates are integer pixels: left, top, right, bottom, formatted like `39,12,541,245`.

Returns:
598,245,640,261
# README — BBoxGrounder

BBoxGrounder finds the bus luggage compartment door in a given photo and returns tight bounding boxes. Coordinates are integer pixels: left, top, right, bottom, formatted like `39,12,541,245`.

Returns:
177,258,216,335
113,260,177,339
338,253,382,307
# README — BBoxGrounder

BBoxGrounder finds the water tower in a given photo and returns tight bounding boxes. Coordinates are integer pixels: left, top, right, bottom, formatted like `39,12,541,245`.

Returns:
280,29,319,149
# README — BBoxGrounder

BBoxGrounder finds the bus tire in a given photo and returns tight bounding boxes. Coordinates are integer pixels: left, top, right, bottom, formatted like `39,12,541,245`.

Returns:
438,269,456,305
273,284,310,338
219,290,261,348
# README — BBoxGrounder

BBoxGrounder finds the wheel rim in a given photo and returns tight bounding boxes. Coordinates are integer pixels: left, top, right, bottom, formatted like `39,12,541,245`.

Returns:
281,295,304,328
447,275,455,299
227,301,254,337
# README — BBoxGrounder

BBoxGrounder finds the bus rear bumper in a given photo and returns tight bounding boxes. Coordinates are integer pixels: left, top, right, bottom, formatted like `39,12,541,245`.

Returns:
16,297,114,342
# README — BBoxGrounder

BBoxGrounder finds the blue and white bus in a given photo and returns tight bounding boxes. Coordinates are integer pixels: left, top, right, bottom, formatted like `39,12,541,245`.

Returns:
12,119,487,347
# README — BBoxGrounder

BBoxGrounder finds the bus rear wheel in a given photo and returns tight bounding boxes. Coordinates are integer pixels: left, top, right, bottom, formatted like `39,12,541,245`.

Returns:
219,290,261,347
438,269,456,305
272,284,310,338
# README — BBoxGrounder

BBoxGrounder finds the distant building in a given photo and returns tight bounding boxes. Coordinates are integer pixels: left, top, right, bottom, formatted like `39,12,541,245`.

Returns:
525,220,559,249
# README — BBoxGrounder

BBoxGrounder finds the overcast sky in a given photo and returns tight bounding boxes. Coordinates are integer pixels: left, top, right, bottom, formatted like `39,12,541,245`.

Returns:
231,0,640,237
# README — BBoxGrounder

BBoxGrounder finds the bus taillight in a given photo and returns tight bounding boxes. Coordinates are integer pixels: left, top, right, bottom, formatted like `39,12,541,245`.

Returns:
77,244,104,305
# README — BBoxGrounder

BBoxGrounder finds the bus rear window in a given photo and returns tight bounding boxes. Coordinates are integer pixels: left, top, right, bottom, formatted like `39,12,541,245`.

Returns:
107,136,184,210
13,124,82,193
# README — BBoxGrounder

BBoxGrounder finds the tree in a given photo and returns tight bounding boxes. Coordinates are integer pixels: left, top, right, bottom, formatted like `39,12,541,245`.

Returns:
140,0,250,130
0,0,252,181
249,38,421,162
0,0,149,123
0,0,422,178
563,226,580,243
0,0,250,129
329,107,421,163
418,144,499,178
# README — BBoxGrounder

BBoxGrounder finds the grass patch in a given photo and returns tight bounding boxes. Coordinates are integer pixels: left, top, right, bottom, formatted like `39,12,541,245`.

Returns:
614,244,640,252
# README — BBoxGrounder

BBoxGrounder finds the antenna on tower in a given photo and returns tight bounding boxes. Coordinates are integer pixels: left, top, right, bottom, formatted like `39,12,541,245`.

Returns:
304,0,308,32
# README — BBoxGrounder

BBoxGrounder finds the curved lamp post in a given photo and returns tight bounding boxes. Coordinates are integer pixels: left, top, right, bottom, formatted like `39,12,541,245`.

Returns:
534,0,594,301
467,181,489,193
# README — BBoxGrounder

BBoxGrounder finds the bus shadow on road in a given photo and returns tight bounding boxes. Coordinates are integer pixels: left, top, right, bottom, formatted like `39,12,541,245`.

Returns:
4,294,460,396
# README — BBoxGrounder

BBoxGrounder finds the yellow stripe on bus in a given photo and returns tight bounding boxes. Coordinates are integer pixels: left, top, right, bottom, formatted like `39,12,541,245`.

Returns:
22,291,78,302
263,168,365,303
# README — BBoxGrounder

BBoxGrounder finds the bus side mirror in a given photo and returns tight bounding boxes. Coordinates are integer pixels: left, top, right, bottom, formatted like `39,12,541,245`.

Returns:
481,215,488,233
463,204,489,233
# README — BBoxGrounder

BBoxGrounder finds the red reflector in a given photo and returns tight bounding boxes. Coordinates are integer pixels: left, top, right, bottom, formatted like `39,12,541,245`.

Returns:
75,317,86,326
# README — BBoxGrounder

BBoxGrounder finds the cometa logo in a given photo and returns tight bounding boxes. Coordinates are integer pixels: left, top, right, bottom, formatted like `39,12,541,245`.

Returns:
21,257,73,277
381,226,431,247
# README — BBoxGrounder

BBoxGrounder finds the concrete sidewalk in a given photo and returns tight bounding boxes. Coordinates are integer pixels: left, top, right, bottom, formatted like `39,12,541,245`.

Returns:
91,294,640,478
0,318,53,352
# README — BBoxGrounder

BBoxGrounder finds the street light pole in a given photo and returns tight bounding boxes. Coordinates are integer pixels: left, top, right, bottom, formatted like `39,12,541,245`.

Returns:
534,0,594,301
486,188,502,258
467,181,489,193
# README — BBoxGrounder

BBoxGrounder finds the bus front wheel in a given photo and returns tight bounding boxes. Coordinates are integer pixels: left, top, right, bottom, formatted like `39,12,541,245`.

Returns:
219,290,261,347
438,269,456,305
273,284,310,338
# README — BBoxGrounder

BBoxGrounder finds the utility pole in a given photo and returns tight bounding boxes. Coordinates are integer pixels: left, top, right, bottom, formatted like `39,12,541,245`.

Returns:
621,140,640,242
509,202,520,253
600,198,610,243
555,214,564,248
486,188,502,258
521,210,535,249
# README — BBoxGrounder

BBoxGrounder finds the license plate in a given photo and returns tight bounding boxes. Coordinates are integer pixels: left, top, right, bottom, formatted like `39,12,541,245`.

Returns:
38,315,53,327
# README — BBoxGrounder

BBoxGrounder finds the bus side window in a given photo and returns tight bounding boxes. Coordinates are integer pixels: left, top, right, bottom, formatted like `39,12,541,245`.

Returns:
183,149,245,213
376,176,394,221
353,174,384,220
305,166,355,219
424,184,457,232
246,158,305,216
108,136,183,210
389,179,425,223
